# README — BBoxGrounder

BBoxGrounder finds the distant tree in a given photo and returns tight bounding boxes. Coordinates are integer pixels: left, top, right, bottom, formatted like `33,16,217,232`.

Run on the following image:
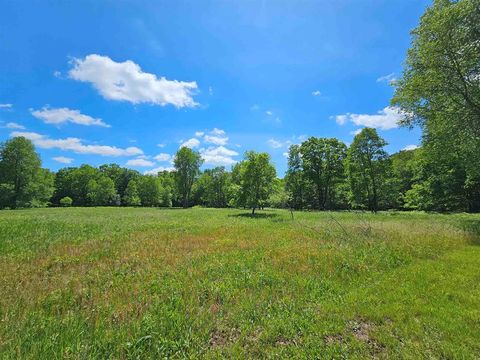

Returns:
192,167,232,207
157,171,175,207
235,151,276,215
299,137,347,210
86,175,117,206
137,175,162,207
268,178,289,209
59,196,73,207
26,168,55,208
347,128,393,212
122,179,141,206
99,164,139,201
0,137,50,208
173,147,203,208
285,145,307,210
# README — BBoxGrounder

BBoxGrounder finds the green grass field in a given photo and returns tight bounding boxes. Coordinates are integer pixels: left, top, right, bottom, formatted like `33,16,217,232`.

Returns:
1,208,479,359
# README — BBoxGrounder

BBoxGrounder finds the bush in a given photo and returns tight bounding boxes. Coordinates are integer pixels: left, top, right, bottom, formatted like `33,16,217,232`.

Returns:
59,196,73,207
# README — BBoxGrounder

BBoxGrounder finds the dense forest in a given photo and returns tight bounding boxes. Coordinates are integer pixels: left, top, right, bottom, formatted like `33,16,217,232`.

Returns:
0,0,479,213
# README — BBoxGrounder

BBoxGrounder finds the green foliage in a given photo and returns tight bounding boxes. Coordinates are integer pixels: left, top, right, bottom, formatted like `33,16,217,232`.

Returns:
173,147,203,208
122,180,141,207
0,137,52,209
59,196,73,207
393,0,480,212
347,128,396,211
299,137,347,210
137,176,162,207
192,167,232,207
233,151,276,214
86,176,117,206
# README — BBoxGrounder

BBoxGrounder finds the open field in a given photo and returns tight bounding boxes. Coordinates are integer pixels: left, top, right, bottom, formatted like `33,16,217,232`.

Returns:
1,208,479,359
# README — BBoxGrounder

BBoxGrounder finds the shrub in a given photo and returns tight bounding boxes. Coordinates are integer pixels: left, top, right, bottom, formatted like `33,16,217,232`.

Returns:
59,196,73,207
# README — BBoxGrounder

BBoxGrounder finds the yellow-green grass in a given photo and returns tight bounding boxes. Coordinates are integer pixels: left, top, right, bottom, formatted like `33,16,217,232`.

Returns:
0,208,479,359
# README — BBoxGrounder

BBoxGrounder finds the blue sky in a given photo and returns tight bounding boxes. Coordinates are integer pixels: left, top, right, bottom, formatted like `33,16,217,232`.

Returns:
0,0,430,176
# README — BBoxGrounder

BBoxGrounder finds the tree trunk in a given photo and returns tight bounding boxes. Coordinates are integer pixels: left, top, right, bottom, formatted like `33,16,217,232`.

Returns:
251,207,256,215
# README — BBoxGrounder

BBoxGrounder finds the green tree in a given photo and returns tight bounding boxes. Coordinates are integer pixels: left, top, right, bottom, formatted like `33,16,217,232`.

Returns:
299,137,347,210
0,137,51,208
122,179,141,206
285,145,307,210
347,128,393,212
392,0,480,212
86,175,117,206
137,175,162,207
392,0,480,135
235,151,276,215
192,167,232,208
173,147,203,208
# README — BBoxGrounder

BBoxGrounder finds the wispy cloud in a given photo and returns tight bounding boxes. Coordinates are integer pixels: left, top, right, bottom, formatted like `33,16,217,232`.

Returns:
312,90,321,96
0,103,13,109
376,73,397,85
126,157,155,167
31,106,110,127
53,156,73,164
11,131,143,157
267,138,283,148
5,122,25,129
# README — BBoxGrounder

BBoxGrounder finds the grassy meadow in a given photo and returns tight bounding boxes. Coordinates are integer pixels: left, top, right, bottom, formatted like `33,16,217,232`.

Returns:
0,207,479,359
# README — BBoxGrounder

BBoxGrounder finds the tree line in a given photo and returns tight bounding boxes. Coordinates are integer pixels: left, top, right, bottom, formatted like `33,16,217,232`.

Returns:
0,124,477,213
0,0,478,213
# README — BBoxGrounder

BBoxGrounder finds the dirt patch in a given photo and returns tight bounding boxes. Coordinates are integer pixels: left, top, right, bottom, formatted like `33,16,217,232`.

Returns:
349,319,386,356
209,327,240,348
324,333,344,345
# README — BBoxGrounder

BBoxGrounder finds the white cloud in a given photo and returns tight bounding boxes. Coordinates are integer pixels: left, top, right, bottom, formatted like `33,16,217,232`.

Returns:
376,73,397,84
265,110,273,116
312,90,322,96
208,86,213,95
144,166,174,175
157,143,166,148
200,146,238,166
268,138,283,148
195,131,204,137
204,128,228,145
154,153,171,162
0,103,12,109
10,131,143,157
180,138,200,149
53,156,73,164
5,122,25,129
69,54,198,108
334,114,348,125
31,106,110,127
350,129,363,136
283,152,289,158
334,106,403,130
126,158,155,167
403,144,419,151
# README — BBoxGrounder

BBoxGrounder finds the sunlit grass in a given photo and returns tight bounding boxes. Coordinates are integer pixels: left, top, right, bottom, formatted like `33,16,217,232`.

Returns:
0,208,479,358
